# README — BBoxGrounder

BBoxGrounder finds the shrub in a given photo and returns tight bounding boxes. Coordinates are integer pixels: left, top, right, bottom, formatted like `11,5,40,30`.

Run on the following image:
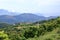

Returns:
0,31,10,40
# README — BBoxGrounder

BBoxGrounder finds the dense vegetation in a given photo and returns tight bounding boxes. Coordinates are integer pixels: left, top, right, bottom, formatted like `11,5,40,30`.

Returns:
0,17,60,40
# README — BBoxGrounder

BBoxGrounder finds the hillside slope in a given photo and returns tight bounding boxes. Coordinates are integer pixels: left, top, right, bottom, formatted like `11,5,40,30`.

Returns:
0,17,60,40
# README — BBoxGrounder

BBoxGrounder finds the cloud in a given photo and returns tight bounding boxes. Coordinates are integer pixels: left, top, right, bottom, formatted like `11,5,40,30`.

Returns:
0,0,60,16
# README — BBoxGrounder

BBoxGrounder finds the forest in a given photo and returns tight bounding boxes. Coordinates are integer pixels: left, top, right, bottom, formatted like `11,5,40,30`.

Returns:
0,17,60,40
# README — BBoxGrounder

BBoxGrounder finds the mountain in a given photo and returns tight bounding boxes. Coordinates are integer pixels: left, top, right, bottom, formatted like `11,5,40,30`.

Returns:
0,13,47,24
0,9,57,24
0,15,17,24
0,9,20,15
14,13,46,22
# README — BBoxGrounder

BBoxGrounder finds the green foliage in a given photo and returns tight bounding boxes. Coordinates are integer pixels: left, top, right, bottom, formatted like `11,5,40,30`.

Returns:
0,31,10,40
45,38,53,40
24,27,38,38
0,17,60,40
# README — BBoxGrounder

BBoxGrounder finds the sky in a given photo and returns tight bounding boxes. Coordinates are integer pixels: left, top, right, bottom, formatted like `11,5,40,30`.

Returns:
0,0,60,16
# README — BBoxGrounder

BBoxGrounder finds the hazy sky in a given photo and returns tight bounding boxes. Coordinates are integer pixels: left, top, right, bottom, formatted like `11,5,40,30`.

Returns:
0,0,60,16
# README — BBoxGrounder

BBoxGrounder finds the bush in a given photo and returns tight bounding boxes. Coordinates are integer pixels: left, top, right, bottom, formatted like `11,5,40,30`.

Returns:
45,38,53,40
0,31,10,40
24,27,38,38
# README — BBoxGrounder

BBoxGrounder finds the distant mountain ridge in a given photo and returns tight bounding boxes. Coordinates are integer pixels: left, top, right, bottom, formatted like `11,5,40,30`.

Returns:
0,9,57,24
0,9,20,16
0,13,47,24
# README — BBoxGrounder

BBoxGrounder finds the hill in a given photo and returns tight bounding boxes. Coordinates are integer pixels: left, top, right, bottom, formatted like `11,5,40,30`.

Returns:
0,13,46,24
0,9,57,24
0,17,60,40
0,13,57,24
